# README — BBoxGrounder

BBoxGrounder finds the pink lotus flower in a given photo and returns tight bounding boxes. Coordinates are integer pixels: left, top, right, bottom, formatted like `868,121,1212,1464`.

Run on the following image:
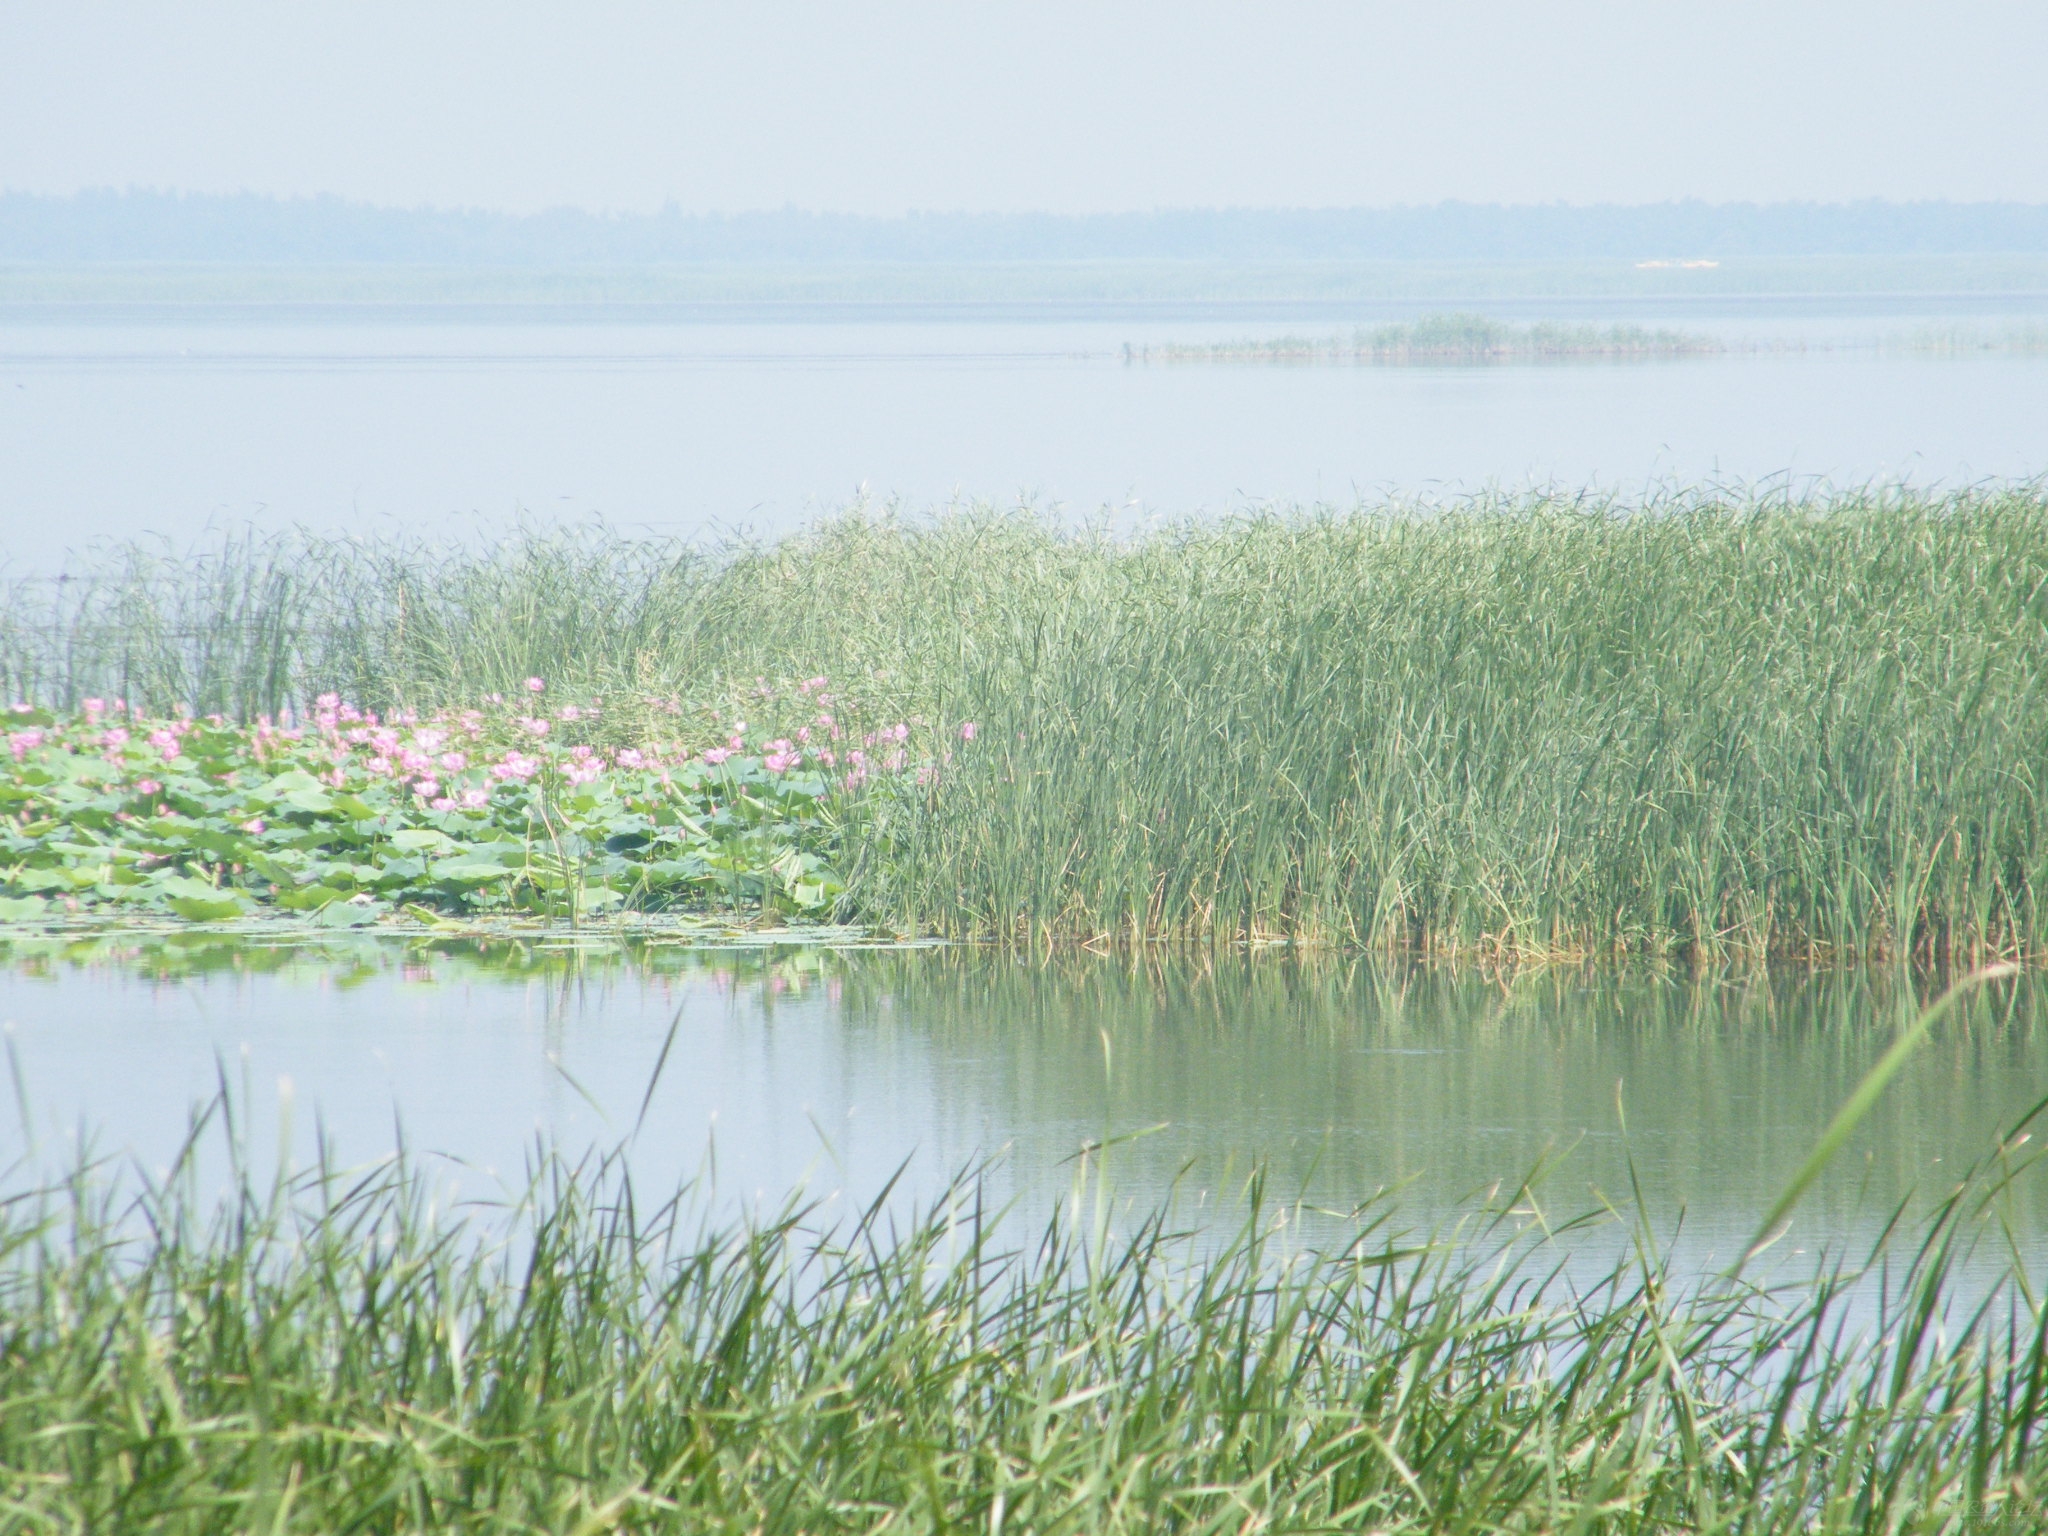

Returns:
82,698,105,719
523,717,550,737
134,779,162,795
764,750,801,773
459,788,490,809
526,677,545,693
102,727,129,748
701,747,732,766
491,752,539,781
365,756,392,775
564,758,602,785
241,818,266,834
959,721,978,740
438,751,468,772
413,778,441,798
147,728,182,759
430,796,456,811
616,748,645,769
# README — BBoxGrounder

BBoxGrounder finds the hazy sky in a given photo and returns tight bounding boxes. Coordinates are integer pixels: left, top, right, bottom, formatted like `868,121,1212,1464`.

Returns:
4,2,2045,214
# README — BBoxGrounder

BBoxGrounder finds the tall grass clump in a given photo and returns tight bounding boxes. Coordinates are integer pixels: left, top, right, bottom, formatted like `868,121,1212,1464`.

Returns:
771,489,2048,958
2,1102,2047,1533
0,527,715,721
6,486,2048,955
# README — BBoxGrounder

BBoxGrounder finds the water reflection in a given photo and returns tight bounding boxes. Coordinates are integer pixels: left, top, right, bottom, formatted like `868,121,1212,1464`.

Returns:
0,929,2041,1274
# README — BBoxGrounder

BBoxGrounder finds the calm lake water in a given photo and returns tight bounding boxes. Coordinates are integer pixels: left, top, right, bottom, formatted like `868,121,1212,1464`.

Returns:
2,930,2042,1276
4,292,2046,1276
3,295,2047,572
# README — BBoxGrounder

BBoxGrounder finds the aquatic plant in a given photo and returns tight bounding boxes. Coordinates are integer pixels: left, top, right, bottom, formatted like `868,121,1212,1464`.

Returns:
5,486,2047,954
0,687,945,923
0,1095,2044,1533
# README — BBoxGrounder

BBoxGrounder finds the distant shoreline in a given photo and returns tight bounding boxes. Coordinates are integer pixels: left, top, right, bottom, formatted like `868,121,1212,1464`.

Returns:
7,254,2048,315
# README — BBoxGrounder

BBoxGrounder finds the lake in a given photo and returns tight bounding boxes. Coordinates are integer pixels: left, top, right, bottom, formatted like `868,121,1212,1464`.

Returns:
4,291,2048,572
3,927,2042,1279
4,286,2046,1276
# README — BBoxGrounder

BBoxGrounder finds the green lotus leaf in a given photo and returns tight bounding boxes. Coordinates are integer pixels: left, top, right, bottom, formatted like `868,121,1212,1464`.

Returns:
164,894,249,921
391,828,458,854
429,858,515,886
275,885,347,911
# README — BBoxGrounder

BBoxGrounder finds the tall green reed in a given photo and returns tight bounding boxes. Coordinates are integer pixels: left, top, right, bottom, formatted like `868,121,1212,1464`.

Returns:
7,486,2047,954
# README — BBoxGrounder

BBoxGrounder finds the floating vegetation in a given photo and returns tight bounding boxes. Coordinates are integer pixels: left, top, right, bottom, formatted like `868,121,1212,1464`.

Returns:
0,685,974,926
1123,311,1723,364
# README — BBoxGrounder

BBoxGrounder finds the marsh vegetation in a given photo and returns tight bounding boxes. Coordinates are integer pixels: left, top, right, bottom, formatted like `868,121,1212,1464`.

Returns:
7,487,2046,956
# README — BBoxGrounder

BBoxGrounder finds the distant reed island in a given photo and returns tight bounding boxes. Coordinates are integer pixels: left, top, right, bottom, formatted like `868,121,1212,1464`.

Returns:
1124,313,1722,364
1122,315,2048,365
5,486,2048,960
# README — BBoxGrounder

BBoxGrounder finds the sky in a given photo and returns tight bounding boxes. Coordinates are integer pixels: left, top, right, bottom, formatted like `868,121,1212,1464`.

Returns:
3,2,2046,215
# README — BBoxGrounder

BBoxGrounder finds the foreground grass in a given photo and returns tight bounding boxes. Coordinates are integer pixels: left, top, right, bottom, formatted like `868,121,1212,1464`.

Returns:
0,1110,2043,1534
6,487,2048,955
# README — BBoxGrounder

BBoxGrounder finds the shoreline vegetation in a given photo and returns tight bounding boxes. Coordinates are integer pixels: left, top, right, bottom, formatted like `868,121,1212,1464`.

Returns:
1,1079,2046,1532
1121,314,2048,365
6,486,2048,959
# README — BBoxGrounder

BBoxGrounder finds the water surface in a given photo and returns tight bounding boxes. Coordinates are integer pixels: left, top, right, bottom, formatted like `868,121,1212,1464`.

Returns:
3,930,2041,1275
5,299,2047,572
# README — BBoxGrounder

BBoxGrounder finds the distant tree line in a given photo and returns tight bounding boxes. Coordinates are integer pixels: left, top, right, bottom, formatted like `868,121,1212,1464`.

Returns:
5,189,2048,263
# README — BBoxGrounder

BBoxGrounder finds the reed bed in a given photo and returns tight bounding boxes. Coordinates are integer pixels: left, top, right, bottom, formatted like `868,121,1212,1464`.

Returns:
6,486,2047,956
1122,313,1720,364
0,1103,2043,1534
